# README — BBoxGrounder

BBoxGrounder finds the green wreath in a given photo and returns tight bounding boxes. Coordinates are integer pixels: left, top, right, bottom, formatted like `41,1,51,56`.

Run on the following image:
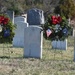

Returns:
0,14,15,43
43,15,72,41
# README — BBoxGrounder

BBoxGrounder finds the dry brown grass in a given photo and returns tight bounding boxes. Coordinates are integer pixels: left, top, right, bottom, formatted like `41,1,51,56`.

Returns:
0,36,75,75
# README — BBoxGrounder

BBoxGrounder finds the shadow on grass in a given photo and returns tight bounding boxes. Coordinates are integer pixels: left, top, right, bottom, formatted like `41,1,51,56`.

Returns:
0,56,24,59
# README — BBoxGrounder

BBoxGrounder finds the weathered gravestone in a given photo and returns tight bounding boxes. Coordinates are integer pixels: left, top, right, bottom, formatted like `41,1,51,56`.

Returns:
24,26,43,59
6,11,14,24
13,21,29,47
27,8,45,25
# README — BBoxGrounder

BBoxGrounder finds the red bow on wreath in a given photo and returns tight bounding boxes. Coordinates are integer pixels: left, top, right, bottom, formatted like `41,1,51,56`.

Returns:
0,16,9,25
51,15,62,25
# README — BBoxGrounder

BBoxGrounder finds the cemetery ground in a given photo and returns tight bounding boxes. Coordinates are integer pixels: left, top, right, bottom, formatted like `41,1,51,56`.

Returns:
0,37,75,75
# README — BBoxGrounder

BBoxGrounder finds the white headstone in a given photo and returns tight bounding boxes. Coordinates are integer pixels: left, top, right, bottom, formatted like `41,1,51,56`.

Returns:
13,21,29,47
14,16,26,24
24,26,43,59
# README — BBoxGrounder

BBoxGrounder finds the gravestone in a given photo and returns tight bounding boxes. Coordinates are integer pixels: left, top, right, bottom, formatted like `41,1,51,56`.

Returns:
72,29,75,37
24,26,43,59
27,8,45,25
13,21,29,47
52,39,67,50
6,11,14,24
14,16,26,24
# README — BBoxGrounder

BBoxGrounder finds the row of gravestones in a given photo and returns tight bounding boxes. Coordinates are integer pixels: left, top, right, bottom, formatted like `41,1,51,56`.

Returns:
6,8,45,25
6,8,69,58
12,8,44,59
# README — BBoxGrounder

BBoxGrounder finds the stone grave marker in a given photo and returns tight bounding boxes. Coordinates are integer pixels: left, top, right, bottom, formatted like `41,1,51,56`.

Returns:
27,8,45,25
24,26,43,59
13,21,29,47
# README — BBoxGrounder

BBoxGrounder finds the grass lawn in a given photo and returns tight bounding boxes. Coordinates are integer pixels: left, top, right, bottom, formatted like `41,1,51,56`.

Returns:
0,36,75,75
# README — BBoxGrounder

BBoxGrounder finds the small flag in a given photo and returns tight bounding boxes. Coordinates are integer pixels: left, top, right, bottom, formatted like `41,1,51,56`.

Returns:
4,29,10,37
46,29,52,37
62,28,68,36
